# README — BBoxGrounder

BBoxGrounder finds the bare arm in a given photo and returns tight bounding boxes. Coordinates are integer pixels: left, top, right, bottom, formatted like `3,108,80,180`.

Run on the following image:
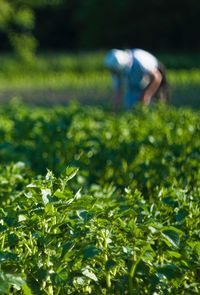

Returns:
140,69,162,105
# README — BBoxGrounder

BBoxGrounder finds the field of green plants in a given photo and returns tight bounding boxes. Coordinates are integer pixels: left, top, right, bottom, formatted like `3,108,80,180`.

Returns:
0,52,199,294
0,97,199,294
0,52,200,108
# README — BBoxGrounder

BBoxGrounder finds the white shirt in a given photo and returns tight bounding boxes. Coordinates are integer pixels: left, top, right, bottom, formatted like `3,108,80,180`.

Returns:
111,49,158,91
132,49,158,71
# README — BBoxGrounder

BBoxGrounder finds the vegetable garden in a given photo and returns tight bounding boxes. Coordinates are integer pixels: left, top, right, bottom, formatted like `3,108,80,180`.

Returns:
0,0,200,292
0,98,199,294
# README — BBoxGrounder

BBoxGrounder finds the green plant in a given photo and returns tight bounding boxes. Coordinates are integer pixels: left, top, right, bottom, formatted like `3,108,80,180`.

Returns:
0,101,199,294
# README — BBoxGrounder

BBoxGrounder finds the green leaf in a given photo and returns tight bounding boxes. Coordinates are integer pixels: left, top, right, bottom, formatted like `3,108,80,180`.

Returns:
105,259,117,270
162,196,178,208
26,183,40,192
188,241,200,257
175,209,188,221
0,224,7,233
50,271,68,287
54,189,67,199
0,272,25,290
26,275,42,295
65,167,79,182
148,225,158,234
194,242,200,257
82,267,98,282
8,233,19,247
0,272,10,293
0,251,18,262
41,188,51,205
61,242,75,261
167,251,181,258
157,264,180,280
161,230,180,248
0,281,9,293
18,214,27,222
162,226,183,235
83,245,101,259
74,276,85,286
76,210,92,222
44,203,54,215
21,284,33,295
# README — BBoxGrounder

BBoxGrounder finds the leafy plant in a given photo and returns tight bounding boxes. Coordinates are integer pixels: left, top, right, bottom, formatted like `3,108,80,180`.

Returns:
0,101,199,294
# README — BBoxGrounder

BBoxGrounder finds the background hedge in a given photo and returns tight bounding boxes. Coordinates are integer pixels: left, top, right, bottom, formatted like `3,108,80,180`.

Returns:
0,0,199,52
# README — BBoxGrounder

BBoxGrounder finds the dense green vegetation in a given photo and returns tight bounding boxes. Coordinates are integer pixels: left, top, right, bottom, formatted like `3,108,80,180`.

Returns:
0,99,199,294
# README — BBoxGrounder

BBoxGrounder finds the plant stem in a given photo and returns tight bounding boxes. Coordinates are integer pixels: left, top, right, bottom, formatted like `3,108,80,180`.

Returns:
128,245,149,295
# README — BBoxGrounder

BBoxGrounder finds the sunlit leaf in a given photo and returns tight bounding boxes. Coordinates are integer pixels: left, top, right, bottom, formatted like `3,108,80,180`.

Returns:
82,267,98,282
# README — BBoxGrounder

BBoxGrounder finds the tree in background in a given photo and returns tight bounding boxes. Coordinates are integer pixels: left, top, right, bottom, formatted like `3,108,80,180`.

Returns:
0,0,62,62
0,0,199,54
0,0,37,61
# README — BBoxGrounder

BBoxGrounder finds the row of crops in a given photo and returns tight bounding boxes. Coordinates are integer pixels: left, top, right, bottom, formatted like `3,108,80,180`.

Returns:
0,99,199,294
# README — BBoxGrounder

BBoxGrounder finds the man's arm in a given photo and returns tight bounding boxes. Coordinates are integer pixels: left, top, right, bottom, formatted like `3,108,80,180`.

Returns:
140,69,162,105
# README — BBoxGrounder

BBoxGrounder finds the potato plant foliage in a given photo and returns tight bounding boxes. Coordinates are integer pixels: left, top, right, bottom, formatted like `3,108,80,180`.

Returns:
0,100,199,294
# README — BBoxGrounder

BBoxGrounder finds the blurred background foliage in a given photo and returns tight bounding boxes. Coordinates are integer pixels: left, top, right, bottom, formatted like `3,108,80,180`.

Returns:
0,0,199,57
0,0,199,109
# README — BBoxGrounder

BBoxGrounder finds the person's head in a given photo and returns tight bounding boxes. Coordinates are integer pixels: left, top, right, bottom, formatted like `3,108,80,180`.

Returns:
104,49,131,73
